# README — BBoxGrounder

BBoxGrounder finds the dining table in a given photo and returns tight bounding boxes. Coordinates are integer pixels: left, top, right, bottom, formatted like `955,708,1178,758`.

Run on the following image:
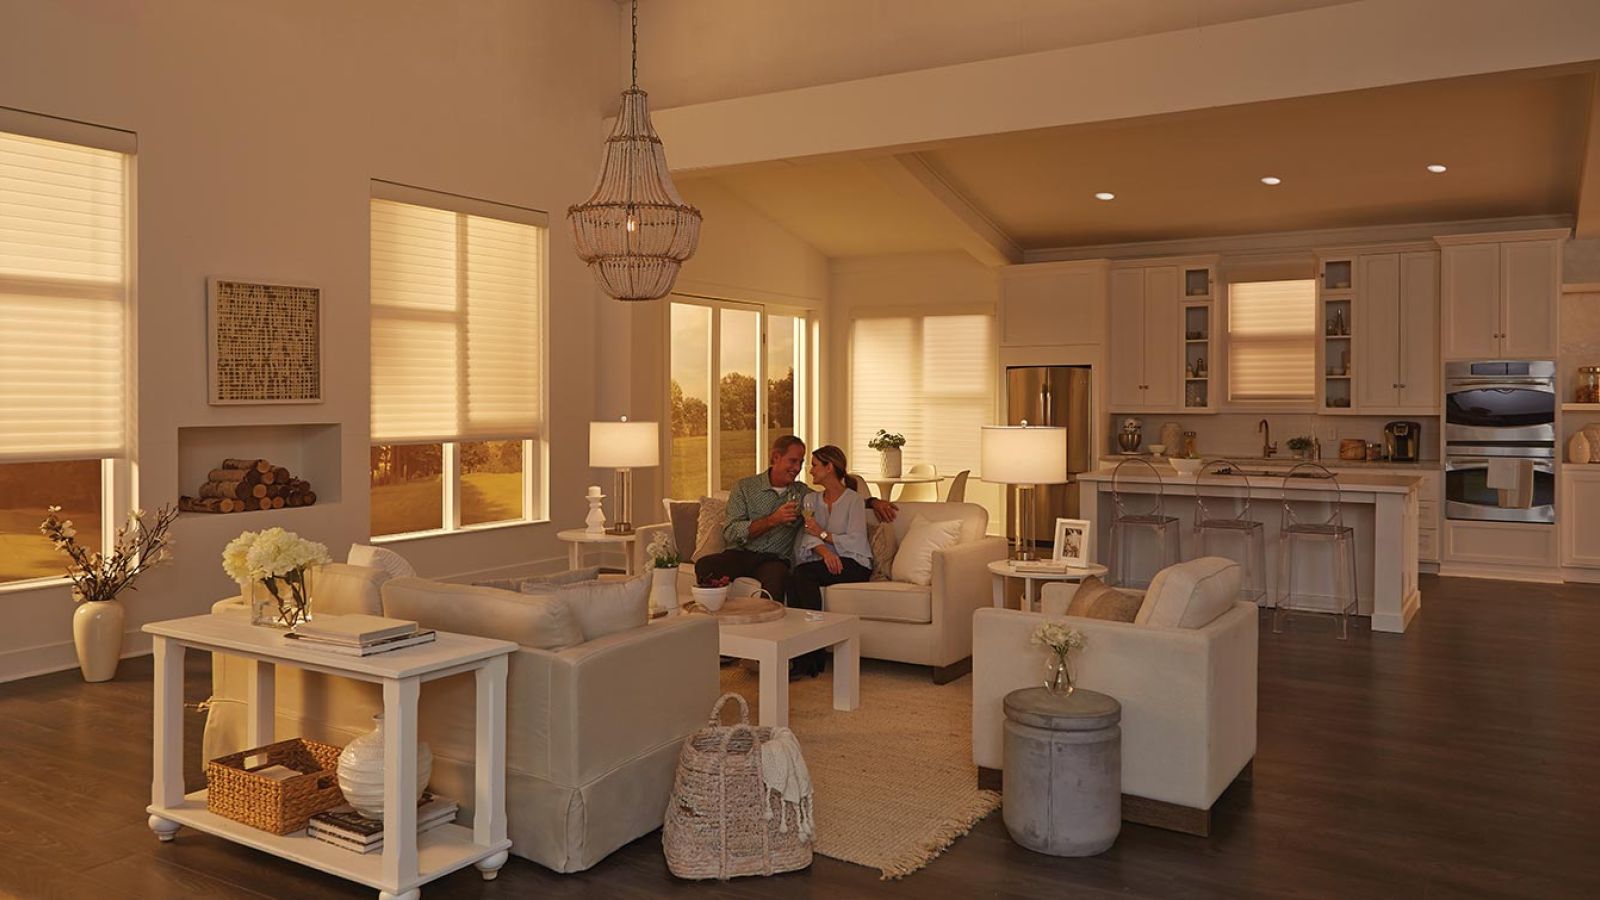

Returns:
862,474,942,502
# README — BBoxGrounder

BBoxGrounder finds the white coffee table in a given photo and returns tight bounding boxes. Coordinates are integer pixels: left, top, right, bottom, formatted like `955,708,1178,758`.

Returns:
143,614,517,900
988,559,1111,612
716,609,861,728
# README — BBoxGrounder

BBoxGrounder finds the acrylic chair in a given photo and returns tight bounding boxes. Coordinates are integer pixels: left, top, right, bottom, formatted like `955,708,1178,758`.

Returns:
1273,463,1359,640
1107,457,1183,589
1192,460,1267,603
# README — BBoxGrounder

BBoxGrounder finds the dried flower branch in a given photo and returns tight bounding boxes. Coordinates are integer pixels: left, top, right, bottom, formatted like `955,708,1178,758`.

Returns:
38,505,178,603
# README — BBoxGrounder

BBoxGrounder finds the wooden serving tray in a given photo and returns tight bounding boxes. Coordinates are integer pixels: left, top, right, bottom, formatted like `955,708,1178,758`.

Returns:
682,595,787,625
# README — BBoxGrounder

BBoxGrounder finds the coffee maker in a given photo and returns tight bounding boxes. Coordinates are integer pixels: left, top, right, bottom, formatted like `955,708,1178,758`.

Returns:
1384,421,1421,462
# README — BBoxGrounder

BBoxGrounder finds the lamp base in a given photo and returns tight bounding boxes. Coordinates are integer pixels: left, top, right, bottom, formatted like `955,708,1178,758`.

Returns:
606,523,635,536
1012,484,1039,561
608,468,634,538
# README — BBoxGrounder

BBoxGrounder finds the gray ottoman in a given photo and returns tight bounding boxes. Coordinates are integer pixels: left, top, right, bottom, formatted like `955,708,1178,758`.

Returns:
1001,687,1121,856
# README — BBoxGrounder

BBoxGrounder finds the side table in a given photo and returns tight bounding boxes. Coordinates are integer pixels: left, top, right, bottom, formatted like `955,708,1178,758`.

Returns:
143,614,517,900
988,560,1110,612
1002,687,1121,856
556,527,637,575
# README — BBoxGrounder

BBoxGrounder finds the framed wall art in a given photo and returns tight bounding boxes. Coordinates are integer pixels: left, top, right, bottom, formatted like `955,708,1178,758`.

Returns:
207,277,323,405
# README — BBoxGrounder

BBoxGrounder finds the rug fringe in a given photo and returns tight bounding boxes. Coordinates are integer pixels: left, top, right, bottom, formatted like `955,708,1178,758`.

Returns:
874,789,1001,880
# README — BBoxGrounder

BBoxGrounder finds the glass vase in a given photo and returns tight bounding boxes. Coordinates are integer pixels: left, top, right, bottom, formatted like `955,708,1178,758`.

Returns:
246,567,315,628
1044,653,1075,696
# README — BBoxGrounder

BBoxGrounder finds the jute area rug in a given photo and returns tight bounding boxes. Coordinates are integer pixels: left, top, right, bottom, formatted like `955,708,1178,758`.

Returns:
718,659,1000,879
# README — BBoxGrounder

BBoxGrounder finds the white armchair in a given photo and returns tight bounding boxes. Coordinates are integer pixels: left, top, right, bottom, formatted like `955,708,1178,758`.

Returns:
972,557,1258,836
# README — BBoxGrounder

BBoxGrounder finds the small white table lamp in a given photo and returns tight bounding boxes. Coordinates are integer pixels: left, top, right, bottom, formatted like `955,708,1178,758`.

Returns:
590,417,659,535
981,422,1069,561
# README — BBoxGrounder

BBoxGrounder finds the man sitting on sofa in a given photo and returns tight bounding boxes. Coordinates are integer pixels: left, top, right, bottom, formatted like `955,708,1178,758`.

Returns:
696,434,897,603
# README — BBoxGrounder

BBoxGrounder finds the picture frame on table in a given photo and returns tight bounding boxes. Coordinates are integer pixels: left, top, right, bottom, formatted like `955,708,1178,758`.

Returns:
1052,518,1091,567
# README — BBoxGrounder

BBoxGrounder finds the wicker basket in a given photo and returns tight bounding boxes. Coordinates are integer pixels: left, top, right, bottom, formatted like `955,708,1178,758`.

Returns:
205,737,344,834
662,694,812,880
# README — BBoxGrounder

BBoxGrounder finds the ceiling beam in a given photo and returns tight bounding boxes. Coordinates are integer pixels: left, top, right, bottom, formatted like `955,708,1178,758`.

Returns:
863,153,1022,266
652,0,1600,173
1577,73,1600,239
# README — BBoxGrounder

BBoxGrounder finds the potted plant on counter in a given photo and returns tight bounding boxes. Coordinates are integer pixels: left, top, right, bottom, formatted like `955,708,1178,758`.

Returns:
868,429,906,478
1287,436,1316,460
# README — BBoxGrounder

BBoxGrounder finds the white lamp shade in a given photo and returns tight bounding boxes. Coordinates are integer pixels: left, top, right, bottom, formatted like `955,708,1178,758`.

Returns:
590,420,660,468
980,425,1068,484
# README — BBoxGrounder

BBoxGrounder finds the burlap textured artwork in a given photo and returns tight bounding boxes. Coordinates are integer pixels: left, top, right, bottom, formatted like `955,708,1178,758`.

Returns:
207,278,323,404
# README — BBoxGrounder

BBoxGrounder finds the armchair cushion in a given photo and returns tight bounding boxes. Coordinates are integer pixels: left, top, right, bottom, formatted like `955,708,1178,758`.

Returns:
1135,557,1241,629
823,581,932,624
891,515,964,586
867,519,897,581
314,563,388,616
381,577,583,651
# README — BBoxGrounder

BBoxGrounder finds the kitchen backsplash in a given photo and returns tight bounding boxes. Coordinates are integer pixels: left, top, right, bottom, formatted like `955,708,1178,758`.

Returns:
1108,413,1440,460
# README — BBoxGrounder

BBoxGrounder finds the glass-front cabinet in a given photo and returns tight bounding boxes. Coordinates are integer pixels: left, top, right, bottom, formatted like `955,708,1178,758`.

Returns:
1318,254,1356,414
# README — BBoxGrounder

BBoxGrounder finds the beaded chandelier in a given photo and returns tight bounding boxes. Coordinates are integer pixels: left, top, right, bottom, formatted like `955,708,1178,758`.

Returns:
568,0,702,301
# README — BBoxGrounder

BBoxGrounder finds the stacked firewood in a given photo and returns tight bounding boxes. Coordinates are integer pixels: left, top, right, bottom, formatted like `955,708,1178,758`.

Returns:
178,458,317,513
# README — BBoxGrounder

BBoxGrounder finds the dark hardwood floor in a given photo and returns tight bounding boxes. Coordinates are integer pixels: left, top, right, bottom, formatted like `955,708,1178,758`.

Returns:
2,574,1597,899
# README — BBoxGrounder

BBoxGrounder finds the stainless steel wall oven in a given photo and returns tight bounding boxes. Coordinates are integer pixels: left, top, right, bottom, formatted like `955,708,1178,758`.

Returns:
1443,360,1556,523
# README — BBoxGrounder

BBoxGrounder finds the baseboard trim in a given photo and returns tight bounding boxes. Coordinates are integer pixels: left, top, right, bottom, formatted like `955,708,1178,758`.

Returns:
1436,562,1561,583
0,630,153,684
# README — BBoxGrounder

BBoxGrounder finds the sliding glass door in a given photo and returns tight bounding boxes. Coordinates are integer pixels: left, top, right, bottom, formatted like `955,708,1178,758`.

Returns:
669,298,809,499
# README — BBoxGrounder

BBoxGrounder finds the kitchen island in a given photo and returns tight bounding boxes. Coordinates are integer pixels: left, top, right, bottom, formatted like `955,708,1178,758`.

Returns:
1078,467,1422,633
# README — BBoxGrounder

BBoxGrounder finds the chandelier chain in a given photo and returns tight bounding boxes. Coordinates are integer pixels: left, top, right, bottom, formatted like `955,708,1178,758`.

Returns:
631,0,639,88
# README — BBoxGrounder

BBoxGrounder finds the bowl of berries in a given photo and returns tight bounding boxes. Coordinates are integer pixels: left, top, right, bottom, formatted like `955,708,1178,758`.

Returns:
691,575,731,612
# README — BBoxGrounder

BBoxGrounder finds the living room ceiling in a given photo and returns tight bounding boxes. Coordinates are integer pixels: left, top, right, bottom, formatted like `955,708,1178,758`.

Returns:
679,66,1595,258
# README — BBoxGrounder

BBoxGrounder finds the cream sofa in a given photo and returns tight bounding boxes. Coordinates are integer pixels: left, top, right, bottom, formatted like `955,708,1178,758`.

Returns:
203,563,719,873
637,500,1007,683
971,557,1257,836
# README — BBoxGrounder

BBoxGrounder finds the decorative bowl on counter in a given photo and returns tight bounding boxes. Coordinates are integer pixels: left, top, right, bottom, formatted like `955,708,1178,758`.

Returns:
1169,458,1204,475
1147,443,1167,456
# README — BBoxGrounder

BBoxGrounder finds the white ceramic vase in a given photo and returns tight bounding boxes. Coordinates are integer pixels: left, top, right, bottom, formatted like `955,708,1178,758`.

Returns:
337,713,432,819
72,598,124,683
650,567,678,616
880,446,902,478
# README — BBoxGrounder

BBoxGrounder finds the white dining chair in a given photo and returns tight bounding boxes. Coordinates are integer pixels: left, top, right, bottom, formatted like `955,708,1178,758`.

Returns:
899,462,939,501
944,469,971,503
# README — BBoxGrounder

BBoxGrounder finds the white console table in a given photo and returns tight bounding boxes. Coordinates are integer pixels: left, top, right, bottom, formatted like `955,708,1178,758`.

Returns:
143,614,517,900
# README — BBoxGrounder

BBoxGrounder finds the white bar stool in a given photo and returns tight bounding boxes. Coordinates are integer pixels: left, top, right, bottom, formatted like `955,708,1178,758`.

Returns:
1193,460,1267,604
1273,463,1360,640
1107,458,1182,589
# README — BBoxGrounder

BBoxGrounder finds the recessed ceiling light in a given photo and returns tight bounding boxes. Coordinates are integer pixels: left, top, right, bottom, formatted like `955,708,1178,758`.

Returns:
1260,176,1282,186
1094,191,1115,201
1426,164,1448,173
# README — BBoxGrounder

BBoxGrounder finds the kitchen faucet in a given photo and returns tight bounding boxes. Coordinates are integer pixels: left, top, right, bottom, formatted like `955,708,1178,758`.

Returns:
1259,419,1277,458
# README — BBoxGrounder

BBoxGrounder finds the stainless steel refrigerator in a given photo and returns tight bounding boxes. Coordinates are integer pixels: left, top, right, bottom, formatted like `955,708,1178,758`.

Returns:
1005,365,1093,555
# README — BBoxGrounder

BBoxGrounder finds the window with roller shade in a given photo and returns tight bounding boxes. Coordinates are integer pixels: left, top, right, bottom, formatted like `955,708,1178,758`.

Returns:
0,125,131,586
368,184,547,538
849,312,1000,529
1227,280,1316,402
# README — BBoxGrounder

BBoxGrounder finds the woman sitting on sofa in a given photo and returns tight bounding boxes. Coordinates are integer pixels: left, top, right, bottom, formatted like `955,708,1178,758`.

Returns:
788,445,873,677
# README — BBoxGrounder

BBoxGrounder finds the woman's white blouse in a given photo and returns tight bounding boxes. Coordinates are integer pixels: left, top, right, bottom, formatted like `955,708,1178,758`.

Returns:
795,488,872,569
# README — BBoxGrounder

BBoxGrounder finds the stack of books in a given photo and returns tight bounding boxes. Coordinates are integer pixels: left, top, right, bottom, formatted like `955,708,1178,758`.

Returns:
307,792,459,853
285,614,435,656
1011,559,1071,574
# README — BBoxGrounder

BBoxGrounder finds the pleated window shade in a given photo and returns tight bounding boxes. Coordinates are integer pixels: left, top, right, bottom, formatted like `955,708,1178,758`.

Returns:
370,196,546,444
0,131,129,463
850,313,994,478
1227,279,1316,401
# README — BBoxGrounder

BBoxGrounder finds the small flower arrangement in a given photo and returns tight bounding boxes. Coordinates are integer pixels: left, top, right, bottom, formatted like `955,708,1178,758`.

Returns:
1287,436,1314,451
1031,620,1087,696
223,527,330,628
645,532,680,569
697,574,731,589
38,504,178,603
867,429,906,451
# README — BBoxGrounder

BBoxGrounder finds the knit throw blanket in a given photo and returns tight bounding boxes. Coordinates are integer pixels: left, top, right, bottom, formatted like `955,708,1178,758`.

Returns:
760,726,814,841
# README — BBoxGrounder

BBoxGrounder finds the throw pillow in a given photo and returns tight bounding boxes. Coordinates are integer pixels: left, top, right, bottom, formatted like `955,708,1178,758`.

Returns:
347,543,417,580
692,495,728,561
664,499,701,560
890,515,964,586
867,518,898,582
548,572,651,641
1134,557,1241,629
1063,576,1143,623
380,578,583,651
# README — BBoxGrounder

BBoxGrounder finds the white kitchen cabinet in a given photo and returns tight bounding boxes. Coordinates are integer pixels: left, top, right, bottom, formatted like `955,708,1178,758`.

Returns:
1108,264,1180,411
998,259,1107,348
1355,251,1438,412
1438,232,1563,360
1560,468,1600,568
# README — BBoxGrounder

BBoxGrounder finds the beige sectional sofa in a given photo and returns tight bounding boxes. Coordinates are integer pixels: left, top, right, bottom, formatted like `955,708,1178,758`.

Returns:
203,563,719,873
971,557,1258,836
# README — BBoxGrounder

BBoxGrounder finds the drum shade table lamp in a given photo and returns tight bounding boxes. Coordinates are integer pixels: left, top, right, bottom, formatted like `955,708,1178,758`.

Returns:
590,418,659,535
981,423,1069,561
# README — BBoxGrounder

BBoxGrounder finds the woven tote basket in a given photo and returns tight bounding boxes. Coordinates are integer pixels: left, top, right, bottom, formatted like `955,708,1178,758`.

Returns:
205,737,344,834
663,693,813,879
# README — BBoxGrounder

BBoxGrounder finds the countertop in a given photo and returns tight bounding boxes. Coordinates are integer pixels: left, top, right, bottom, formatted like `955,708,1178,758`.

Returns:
1080,467,1422,495
1099,454,1441,471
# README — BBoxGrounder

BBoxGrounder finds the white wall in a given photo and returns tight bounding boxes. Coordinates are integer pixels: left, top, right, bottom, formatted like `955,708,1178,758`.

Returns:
0,0,620,680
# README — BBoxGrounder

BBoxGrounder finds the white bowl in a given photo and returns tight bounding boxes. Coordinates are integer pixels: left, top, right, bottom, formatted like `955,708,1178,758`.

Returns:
692,585,729,611
1169,457,1204,475
1147,443,1167,456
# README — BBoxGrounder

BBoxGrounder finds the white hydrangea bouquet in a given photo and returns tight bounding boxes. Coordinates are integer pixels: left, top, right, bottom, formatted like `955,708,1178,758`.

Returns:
1030,620,1087,696
645,531,680,569
222,527,330,628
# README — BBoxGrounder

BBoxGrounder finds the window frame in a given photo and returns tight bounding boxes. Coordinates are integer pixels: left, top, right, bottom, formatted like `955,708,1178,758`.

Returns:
0,111,136,593
664,294,813,499
367,181,549,542
1221,278,1318,413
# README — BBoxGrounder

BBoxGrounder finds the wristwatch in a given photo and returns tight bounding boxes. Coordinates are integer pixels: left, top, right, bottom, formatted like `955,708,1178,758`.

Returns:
820,530,832,543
